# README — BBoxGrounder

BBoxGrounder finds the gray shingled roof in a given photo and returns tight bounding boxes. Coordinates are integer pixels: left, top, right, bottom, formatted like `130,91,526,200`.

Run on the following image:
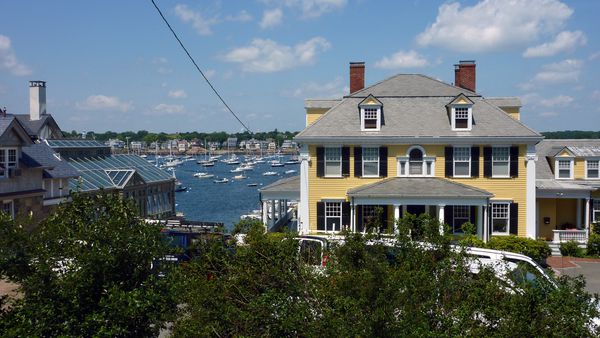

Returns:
304,99,341,109
14,114,57,137
296,73,539,142
536,140,600,180
260,175,300,194
484,97,522,107
21,143,79,179
536,179,595,191
347,177,493,199
0,115,14,137
347,74,477,98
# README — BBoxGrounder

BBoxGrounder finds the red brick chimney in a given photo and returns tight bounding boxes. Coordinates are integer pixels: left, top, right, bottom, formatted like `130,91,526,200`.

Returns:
349,62,365,94
454,60,476,93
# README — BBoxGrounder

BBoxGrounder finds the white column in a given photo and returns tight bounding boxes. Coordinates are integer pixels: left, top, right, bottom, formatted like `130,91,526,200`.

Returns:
262,200,268,226
577,199,582,228
299,145,310,235
270,200,276,227
585,198,591,239
477,205,483,239
438,204,445,235
394,204,401,233
350,203,356,232
483,205,489,243
525,146,537,239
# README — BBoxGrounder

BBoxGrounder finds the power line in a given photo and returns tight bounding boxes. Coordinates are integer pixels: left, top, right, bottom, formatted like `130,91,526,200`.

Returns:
150,0,252,133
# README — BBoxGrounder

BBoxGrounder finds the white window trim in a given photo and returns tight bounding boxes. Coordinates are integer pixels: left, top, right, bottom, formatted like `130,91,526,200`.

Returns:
555,157,574,180
360,107,381,131
324,147,342,178
322,200,343,233
452,205,471,234
492,146,511,178
1,200,14,220
593,200,600,223
396,146,435,177
453,146,471,178
585,158,600,180
362,147,380,177
491,201,511,236
451,105,472,131
0,147,18,179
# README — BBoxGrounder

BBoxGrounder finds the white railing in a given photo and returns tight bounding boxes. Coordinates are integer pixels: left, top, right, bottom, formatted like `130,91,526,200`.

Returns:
552,230,587,243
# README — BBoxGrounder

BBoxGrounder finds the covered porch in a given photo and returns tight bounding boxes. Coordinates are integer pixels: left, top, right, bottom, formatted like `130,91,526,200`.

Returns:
347,177,494,240
537,179,595,243
259,176,300,232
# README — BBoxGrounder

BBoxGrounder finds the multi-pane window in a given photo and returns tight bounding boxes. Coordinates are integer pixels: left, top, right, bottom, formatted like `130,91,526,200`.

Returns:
363,108,379,130
594,200,600,223
453,147,471,177
491,203,510,234
0,148,18,178
1,201,14,219
492,147,510,177
325,202,342,232
454,107,470,129
453,205,471,233
324,147,341,177
557,159,572,179
587,160,599,179
409,148,423,175
362,147,379,177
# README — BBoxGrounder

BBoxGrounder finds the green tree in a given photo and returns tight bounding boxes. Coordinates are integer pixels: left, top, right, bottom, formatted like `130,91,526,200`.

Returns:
0,193,177,337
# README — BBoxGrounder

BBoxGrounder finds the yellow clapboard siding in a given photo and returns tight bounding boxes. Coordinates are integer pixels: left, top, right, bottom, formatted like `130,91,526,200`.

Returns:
573,158,586,179
308,144,529,236
306,108,329,127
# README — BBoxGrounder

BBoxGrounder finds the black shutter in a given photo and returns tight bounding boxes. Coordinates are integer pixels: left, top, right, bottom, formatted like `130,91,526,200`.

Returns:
342,202,350,230
379,146,388,177
317,202,325,231
510,146,519,178
509,203,519,235
380,205,388,232
357,205,364,232
471,146,480,178
354,147,362,177
445,147,453,177
483,146,492,178
316,147,324,177
342,147,350,177
444,206,454,230
470,206,477,225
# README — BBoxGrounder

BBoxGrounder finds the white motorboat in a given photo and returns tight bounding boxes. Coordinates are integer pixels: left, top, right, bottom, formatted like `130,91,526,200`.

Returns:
193,172,214,179
284,169,297,174
263,171,278,176
213,178,229,183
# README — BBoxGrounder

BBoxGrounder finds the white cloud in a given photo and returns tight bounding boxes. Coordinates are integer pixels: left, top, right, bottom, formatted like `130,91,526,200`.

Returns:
285,76,348,98
375,50,429,69
539,94,573,107
153,103,185,115
174,4,218,36
589,51,600,61
261,0,347,18
226,10,252,22
416,0,573,52
260,8,283,29
204,69,216,79
523,30,586,58
533,59,582,84
224,37,330,72
0,35,32,76
153,57,172,74
168,89,187,99
76,95,132,112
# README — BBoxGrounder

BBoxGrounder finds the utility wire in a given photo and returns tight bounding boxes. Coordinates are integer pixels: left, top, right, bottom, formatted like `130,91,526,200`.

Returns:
150,0,252,133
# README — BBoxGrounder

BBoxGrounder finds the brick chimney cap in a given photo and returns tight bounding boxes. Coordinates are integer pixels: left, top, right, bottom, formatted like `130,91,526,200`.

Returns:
459,60,476,65
350,62,365,67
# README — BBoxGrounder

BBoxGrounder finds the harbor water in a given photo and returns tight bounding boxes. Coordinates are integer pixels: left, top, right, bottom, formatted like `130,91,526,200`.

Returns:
162,155,298,231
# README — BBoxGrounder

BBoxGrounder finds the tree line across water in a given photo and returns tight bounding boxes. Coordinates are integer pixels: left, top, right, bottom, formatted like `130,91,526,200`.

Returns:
1,195,599,337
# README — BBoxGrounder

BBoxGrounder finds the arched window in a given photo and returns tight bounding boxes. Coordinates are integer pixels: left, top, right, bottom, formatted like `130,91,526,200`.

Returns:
409,148,423,175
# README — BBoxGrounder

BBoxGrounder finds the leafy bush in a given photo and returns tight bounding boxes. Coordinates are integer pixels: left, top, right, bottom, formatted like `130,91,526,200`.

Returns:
487,236,551,263
587,234,600,256
560,240,584,257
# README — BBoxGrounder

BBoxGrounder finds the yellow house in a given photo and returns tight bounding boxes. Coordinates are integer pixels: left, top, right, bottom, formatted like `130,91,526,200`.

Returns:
536,140,600,243
293,61,542,241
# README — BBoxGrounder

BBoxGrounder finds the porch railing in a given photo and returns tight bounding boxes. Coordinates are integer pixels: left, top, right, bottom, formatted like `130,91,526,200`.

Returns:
552,230,587,243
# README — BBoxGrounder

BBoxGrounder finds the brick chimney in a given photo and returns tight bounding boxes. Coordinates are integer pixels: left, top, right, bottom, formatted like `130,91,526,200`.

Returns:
349,62,365,94
29,80,47,121
454,60,476,93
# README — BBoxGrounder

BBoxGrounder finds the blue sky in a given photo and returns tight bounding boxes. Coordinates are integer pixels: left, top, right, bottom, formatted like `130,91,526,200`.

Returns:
0,0,599,133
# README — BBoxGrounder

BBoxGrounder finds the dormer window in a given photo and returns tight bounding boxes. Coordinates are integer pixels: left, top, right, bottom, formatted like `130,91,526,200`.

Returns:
359,94,382,131
555,158,573,179
0,148,18,179
447,94,474,131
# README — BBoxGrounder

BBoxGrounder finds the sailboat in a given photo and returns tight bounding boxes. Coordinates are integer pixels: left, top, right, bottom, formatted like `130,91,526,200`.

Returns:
172,170,188,192
197,139,215,167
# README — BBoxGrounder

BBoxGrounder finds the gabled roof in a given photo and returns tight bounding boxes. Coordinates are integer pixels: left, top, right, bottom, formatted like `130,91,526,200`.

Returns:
21,143,79,178
536,140,600,190
0,115,34,146
446,93,474,106
296,73,540,142
14,114,62,139
358,94,382,106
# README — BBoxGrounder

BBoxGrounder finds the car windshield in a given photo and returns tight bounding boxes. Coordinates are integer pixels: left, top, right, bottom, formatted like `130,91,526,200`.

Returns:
507,261,555,291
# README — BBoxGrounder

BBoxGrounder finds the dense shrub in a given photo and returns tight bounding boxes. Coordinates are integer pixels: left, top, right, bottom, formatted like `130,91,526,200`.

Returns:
587,234,600,256
487,236,551,263
560,240,584,257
